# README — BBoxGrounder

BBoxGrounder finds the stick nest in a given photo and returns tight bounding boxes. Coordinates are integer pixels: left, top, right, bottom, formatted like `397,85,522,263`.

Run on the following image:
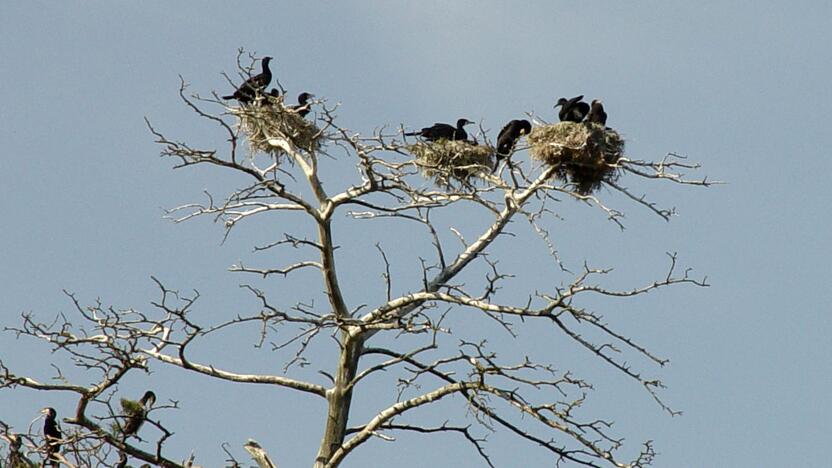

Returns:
528,122,625,194
231,95,322,156
407,140,494,187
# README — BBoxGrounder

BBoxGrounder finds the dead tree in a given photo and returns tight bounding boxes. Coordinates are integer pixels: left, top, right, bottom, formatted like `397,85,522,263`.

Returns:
0,57,711,467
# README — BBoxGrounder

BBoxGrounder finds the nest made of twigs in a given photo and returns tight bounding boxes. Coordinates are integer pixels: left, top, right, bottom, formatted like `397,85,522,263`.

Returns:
231,94,322,157
407,139,494,187
528,122,625,194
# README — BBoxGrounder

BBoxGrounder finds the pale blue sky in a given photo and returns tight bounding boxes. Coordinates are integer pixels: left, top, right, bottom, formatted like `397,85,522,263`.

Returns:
1,1,831,467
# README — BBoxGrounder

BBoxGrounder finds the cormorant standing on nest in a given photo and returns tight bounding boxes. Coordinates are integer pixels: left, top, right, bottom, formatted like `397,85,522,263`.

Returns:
121,391,156,437
289,92,315,117
41,407,61,467
222,56,274,104
586,99,607,126
405,118,473,142
495,119,532,169
555,95,590,123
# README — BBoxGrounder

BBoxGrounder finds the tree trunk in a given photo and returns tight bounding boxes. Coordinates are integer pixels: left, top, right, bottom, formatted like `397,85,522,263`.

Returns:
314,335,364,467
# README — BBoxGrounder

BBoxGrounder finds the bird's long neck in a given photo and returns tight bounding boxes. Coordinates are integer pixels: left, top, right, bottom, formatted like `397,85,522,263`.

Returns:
456,122,467,139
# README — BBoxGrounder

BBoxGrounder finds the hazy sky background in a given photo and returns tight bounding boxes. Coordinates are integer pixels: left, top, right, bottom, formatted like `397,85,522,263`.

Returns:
2,1,831,467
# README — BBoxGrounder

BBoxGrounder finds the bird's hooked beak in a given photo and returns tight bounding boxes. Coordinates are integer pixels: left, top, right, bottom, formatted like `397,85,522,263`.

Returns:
40,408,50,415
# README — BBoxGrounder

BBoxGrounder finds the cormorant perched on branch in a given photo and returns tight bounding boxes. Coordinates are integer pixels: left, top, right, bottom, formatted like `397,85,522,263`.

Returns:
495,119,532,167
289,92,315,117
405,118,473,142
222,56,274,104
41,407,61,467
586,99,607,126
121,391,156,437
555,95,590,123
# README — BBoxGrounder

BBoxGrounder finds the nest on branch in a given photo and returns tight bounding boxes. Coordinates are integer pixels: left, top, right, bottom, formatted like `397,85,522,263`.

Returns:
230,95,322,157
527,122,625,194
407,139,494,187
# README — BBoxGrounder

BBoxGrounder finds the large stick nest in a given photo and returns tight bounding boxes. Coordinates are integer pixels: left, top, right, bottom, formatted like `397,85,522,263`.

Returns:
407,140,494,187
528,122,625,194
230,94,322,157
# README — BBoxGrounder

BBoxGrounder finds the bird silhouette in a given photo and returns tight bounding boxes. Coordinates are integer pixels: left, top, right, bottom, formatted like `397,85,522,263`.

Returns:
586,99,607,126
41,407,61,467
121,390,156,436
405,118,474,142
555,95,590,122
289,92,315,117
223,57,274,104
496,119,531,160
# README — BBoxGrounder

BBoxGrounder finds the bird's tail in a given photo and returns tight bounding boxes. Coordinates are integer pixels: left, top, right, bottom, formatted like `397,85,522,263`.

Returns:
222,95,234,100
403,132,419,136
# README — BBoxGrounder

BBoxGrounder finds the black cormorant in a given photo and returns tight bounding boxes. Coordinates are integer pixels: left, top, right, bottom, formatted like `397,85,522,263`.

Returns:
555,95,590,123
41,407,61,467
586,99,607,126
495,119,532,166
121,391,156,437
222,57,274,104
289,92,315,117
405,118,473,142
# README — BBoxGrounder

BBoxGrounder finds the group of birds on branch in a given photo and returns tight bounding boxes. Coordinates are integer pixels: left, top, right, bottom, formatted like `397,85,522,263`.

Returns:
405,95,607,170
221,56,611,170
221,56,314,116
32,391,156,467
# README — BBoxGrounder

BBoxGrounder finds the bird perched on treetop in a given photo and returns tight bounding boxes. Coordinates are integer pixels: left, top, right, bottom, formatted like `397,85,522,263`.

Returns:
586,99,607,126
555,95,590,123
222,56,274,104
495,119,532,170
41,407,62,468
405,118,474,142
120,390,156,437
289,92,315,117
